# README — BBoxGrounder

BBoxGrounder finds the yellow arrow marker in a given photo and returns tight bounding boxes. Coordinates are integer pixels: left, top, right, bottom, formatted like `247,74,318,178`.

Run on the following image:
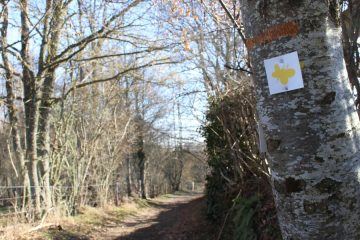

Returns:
272,64,296,85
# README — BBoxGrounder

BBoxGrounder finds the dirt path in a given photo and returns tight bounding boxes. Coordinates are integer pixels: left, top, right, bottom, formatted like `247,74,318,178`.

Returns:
13,193,216,240
97,193,216,240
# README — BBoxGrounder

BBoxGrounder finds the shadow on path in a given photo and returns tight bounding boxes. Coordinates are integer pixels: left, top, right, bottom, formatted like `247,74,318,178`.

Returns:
115,195,216,240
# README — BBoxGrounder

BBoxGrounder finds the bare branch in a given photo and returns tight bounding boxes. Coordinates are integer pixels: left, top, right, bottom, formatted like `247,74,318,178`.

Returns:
73,46,171,62
0,63,21,77
224,63,252,74
63,59,179,99
217,0,247,43
49,0,144,69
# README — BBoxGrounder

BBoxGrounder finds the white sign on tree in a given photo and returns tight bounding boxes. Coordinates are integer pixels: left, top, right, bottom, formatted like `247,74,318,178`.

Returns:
264,51,304,95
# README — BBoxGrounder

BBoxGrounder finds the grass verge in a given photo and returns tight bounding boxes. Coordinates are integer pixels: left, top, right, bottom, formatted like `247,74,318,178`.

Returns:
0,198,154,240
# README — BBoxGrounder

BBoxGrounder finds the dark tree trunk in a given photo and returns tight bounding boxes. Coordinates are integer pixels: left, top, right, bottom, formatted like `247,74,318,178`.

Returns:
20,0,41,215
37,1,65,211
126,156,133,197
137,133,146,199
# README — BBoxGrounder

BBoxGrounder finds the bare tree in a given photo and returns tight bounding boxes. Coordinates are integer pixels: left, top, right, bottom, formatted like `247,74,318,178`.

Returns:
0,0,176,218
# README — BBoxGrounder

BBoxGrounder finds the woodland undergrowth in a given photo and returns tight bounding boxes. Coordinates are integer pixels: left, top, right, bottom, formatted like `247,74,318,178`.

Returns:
202,83,281,240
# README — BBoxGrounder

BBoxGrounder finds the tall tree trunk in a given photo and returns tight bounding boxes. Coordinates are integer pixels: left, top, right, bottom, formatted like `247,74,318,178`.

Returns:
137,132,146,199
0,0,31,210
20,0,41,216
36,0,53,212
126,156,133,197
239,0,360,239
38,69,56,211
124,78,133,197
37,0,65,211
134,81,146,199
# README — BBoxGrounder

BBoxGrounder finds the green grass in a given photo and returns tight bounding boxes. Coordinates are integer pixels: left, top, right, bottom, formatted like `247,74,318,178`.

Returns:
134,198,151,208
108,206,137,220
0,206,12,214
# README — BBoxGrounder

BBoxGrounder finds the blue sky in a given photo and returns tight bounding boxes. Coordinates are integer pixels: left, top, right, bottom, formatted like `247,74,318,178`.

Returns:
0,0,207,145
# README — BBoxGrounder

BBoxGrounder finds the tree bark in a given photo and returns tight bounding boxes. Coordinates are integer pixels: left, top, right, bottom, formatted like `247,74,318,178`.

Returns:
0,0,31,210
20,0,41,216
136,131,147,199
37,0,66,211
126,156,133,197
239,0,360,239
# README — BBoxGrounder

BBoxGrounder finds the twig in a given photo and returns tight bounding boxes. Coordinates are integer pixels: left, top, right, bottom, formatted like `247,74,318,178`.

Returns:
217,0,247,43
224,63,253,74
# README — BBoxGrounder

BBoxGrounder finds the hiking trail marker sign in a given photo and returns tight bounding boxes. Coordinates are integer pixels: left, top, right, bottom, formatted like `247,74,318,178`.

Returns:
264,51,304,95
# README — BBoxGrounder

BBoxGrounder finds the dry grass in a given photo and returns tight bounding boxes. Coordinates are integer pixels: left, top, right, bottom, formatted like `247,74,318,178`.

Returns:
0,199,152,240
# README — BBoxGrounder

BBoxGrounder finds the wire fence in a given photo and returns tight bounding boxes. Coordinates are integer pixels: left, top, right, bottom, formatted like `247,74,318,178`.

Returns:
0,177,181,220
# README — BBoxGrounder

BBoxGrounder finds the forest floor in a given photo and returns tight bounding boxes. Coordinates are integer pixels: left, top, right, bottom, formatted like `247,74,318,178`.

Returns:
4,192,217,240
